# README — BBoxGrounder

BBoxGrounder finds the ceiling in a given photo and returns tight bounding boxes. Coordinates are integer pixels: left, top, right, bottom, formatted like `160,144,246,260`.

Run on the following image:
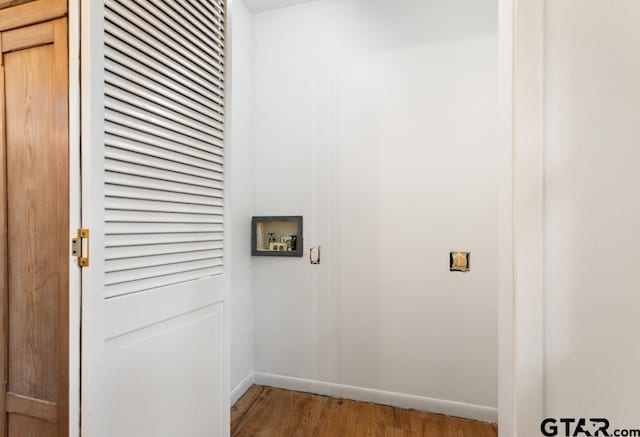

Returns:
241,0,318,13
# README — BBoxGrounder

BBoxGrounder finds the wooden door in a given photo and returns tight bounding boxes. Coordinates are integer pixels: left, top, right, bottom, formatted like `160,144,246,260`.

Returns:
0,1,69,436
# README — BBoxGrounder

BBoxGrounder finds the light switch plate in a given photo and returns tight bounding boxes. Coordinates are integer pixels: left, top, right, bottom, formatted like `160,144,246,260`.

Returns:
310,246,321,264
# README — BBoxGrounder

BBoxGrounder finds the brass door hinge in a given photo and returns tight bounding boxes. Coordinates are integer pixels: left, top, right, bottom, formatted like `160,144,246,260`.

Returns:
72,228,89,267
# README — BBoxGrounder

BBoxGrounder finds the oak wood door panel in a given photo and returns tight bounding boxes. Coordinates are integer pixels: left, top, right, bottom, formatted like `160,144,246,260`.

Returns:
0,0,37,10
9,414,56,437
0,17,68,437
0,0,66,31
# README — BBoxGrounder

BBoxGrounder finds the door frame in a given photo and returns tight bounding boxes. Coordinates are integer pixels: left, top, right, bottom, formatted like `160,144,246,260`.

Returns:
498,0,545,435
79,1,107,434
67,0,542,435
69,1,81,436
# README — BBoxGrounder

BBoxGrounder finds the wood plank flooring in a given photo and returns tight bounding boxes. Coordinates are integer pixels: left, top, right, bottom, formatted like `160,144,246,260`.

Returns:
231,385,498,437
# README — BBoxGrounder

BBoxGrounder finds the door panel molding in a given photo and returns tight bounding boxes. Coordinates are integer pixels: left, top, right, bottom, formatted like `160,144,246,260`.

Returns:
104,277,226,340
105,304,224,437
0,0,66,31
5,393,58,424
1,20,54,53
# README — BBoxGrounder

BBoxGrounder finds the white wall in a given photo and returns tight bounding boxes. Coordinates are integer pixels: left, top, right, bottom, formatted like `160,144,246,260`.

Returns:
251,0,500,417
229,0,256,398
544,0,640,426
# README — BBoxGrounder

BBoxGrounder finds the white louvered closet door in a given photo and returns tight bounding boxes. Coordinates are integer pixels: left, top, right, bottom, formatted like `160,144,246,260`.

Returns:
81,1,229,436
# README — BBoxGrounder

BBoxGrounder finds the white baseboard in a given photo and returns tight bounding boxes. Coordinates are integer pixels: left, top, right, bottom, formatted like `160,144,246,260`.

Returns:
253,372,497,423
231,372,255,406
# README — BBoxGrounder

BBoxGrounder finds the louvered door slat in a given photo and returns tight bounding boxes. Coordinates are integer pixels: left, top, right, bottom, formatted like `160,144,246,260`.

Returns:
105,222,224,235
104,55,224,117
105,159,220,191
108,0,225,82
104,95,224,145
105,185,221,206
104,81,224,136
105,241,224,260
106,249,223,273
105,126,224,165
149,0,225,61
173,0,222,40
205,0,225,17
187,0,225,24
104,14,224,100
104,0,225,298
168,0,225,46
105,135,223,172
105,148,223,184
105,232,223,248
105,173,223,197
104,266,224,297
105,210,223,223
104,34,223,107
106,111,224,153
105,71,224,127
105,258,222,285
105,197,221,215
105,4,222,86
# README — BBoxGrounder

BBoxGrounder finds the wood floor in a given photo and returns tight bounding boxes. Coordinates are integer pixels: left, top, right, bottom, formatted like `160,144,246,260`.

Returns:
231,385,498,437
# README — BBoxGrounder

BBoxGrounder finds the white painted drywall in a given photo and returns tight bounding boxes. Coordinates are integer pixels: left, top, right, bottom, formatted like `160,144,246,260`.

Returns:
242,0,318,13
544,0,640,426
251,0,499,412
229,0,256,396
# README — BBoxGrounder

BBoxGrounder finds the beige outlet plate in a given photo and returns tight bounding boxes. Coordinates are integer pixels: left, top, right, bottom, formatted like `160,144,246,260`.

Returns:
450,251,470,272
